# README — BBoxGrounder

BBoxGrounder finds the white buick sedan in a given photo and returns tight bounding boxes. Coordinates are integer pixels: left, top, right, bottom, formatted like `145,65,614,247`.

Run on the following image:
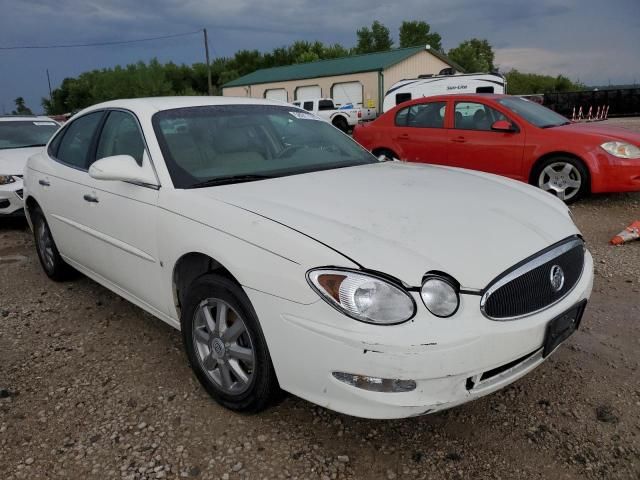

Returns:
24,97,593,419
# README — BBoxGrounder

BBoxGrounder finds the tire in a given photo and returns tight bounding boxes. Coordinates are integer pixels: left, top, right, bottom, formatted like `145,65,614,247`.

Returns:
531,156,589,204
373,148,399,161
31,207,76,281
181,274,279,413
332,116,349,133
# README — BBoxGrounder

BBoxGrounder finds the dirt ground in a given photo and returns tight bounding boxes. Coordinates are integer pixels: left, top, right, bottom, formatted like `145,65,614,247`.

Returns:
1,118,639,480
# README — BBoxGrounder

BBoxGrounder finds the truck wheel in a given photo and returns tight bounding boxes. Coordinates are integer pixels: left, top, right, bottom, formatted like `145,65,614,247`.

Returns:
332,117,349,133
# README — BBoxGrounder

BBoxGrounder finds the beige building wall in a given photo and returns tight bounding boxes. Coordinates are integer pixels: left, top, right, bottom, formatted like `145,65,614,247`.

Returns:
383,50,452,93
223,71,380,108
222,50,454,113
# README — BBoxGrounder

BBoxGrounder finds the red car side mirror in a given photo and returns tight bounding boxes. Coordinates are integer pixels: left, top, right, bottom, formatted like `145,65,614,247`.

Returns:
491,120,515,132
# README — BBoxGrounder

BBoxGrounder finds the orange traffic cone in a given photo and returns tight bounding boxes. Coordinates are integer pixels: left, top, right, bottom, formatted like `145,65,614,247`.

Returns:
610,221,640,245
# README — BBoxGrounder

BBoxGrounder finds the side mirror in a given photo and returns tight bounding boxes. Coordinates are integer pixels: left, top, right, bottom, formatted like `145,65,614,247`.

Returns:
491,120,516,132
89,155,158,186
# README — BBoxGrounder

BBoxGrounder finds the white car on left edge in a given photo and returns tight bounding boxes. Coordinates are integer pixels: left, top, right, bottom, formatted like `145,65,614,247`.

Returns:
24,97,593,419
0,116,60,217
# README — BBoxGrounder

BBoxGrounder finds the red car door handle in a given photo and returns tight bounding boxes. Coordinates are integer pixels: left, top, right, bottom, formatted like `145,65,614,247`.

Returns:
397,133,410,139
452,136,466,143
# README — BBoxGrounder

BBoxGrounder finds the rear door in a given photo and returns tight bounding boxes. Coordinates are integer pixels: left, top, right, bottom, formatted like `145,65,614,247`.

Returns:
391,101,450,165
448,100,525,179
41,111,107,269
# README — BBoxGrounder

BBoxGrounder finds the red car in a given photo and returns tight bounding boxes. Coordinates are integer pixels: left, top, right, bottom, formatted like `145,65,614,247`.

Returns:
353,94,640,202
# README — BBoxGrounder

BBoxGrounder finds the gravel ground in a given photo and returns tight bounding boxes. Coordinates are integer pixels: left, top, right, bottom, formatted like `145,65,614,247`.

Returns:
1,118,639,480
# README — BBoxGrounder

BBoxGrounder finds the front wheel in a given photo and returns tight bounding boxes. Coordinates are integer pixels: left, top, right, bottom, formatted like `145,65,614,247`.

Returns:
533,156,589,203
181,274,279,412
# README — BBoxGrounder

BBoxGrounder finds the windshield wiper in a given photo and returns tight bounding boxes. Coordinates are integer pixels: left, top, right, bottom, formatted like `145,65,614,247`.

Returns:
188,174,273,188
540,121,571,129
1,143,46,149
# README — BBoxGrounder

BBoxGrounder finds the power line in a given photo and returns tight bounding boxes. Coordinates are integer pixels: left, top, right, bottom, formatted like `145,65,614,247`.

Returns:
0,30,202,51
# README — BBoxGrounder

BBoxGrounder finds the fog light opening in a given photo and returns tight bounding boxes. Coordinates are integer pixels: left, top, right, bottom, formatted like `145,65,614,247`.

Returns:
332,372,416,392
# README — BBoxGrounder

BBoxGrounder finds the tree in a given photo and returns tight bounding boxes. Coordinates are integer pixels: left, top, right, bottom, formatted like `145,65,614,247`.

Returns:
399,21,442,50
12,97,33,115
448,39,495,72
504,69,585,95
356,21,393,54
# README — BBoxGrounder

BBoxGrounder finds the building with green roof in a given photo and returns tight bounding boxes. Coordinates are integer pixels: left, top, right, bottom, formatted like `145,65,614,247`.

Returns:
222,45,462,113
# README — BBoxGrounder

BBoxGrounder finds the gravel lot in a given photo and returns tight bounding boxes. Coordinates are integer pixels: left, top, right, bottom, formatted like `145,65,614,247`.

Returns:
1,118,639,480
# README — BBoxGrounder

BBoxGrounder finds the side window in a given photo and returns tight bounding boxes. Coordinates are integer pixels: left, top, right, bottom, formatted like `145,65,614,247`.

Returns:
395,93,412,106
303,101,313,111
55,112,104,169
318,100,334,111
395,106,410,126
476,86,494,94
407,102,447,128
96,111,145,165
454,102,507,131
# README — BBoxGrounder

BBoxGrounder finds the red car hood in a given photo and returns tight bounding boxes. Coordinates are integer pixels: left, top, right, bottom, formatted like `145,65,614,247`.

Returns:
557,123,640,143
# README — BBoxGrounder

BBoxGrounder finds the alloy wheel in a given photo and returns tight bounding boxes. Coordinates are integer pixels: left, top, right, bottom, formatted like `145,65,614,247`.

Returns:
192,298,255,395
537,162,582,201
36,217,55,271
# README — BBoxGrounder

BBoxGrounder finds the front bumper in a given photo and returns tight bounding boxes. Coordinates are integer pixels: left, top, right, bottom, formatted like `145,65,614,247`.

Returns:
0,178,25,216
247,251,594,419
591,152,640,193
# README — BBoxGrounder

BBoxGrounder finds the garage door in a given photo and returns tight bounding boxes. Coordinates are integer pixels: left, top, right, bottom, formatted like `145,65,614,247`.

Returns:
295,85,321,100
264,88,288,103
332,81,363,107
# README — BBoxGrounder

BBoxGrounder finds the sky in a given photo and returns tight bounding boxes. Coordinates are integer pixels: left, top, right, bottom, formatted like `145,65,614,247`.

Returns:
1,0,639,114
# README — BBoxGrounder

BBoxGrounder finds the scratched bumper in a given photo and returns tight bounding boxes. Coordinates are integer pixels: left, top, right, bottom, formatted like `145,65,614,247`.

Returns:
245,251,593,419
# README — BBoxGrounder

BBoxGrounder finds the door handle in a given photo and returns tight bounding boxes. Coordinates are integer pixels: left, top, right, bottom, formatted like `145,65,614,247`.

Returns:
451,136,466,143
39,179,50,186
399,133,409,138
83,193,99,203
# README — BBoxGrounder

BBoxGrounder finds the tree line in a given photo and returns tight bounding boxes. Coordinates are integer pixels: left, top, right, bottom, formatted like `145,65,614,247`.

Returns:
35,20,584,115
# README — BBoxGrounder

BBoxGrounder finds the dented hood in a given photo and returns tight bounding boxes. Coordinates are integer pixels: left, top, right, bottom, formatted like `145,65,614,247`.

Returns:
199,162,580,289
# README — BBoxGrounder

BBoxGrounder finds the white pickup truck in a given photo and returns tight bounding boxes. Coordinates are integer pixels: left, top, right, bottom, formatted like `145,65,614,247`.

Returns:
292,98,376,132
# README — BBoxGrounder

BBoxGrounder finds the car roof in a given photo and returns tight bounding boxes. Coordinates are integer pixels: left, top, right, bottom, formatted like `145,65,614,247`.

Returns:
0,115,58,123
75,96,293,119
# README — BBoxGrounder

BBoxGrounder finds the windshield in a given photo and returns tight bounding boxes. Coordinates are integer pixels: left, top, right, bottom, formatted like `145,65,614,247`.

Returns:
497,97,570,128
0,120,59,150
152,105,377,188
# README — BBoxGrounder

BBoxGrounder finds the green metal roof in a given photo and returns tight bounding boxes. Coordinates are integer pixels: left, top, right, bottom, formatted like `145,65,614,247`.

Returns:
223,46,463,88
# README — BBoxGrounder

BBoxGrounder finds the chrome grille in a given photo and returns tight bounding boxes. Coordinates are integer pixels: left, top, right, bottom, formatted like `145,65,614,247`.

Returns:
481,237,585,320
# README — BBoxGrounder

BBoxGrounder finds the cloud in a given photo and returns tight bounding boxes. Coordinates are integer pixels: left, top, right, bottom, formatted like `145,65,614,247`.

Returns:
0,0,638,112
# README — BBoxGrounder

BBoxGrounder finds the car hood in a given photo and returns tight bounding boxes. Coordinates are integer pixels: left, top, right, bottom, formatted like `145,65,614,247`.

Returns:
0,147,43,175
556,122,640,143
197,162,580,289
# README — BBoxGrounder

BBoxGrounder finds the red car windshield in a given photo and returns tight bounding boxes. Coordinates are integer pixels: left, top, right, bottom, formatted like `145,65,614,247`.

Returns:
497,97,571,128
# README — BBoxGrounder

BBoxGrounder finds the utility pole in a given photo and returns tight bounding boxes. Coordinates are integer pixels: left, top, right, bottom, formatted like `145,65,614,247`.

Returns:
203,28,213,96
46,69,53,101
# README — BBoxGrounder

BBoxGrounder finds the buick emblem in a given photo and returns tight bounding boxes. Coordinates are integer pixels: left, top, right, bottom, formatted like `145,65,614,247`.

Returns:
550,265,565,292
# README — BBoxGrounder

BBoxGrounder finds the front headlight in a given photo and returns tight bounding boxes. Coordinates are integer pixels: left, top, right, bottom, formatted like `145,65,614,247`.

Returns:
0,175,16,185
600,141,640,159
420,275,460,318
307,268,416,325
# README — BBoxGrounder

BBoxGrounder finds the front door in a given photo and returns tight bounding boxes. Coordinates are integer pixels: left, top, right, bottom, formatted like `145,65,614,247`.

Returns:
81,110,163,310
447,101,525,180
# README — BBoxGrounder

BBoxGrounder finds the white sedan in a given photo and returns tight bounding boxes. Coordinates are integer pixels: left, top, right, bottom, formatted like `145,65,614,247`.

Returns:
0,116,59,216
24,97,593,419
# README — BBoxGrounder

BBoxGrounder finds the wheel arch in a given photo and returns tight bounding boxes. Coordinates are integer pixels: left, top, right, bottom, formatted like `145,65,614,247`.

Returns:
24,195,41,229
172,252,241,318
529,151,592,191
